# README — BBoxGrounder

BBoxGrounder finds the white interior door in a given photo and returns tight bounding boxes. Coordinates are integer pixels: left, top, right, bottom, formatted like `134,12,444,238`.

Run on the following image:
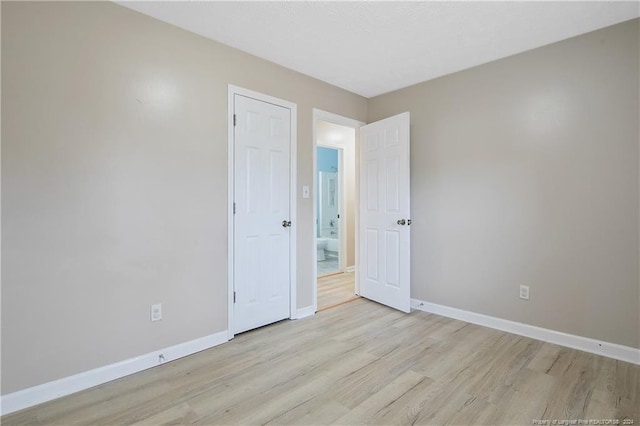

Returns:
359,112,411,313
234,94,291,334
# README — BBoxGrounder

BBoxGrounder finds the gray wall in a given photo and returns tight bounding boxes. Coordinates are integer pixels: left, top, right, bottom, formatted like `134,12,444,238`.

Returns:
1,1,366,394
368,19,640,349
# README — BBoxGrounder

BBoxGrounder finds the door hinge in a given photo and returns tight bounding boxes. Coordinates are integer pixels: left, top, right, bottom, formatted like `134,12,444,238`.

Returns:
233,291,236,303
233,114,236,127
233,202,236,214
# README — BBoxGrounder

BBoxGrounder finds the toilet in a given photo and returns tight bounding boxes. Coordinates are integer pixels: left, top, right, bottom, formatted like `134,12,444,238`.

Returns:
316,238,328,261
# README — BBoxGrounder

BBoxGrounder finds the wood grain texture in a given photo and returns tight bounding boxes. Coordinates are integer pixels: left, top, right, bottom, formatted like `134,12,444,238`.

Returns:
3,299,638,425
317,272,358,310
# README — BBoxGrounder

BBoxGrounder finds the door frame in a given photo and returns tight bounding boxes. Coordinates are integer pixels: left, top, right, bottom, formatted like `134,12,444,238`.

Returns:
312,108,365,312
227,85,298,339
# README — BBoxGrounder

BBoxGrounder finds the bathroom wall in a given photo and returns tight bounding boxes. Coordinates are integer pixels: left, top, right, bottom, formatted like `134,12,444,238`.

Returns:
316,147,339,239
317,147,338,173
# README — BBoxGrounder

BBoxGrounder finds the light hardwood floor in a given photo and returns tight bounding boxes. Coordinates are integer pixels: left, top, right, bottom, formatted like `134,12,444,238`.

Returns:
3,299,638,425
317,272,358,311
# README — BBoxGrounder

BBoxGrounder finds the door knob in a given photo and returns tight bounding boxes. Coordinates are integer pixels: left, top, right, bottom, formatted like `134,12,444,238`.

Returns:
282,220,292,228
397,219,406,225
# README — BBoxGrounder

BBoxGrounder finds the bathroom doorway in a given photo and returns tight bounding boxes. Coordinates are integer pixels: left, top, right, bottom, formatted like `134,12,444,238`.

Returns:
316,145,341,275
313,109,364,311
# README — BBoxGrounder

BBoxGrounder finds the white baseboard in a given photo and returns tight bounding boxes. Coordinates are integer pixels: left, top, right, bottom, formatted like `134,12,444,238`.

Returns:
0,331,229,416
346,266,356,273
292,305,316,319
411,299,640,365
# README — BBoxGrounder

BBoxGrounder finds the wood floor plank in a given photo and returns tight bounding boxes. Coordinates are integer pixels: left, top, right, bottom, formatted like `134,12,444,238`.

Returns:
201,351,376,425
3,298,638,426
263,397,348,425
317,272,356,310
443,396,498,426
333,369,430,425
129,402,197,426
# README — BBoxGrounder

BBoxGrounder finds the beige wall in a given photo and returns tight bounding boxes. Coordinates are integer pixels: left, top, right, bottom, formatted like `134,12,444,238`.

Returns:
1,1,366,394
368,19,640,348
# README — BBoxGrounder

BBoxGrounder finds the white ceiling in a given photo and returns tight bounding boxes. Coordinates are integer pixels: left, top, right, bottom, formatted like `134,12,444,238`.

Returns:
118,1,639,98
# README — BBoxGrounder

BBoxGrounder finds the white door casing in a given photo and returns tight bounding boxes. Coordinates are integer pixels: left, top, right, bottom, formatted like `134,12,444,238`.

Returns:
232,92,293,334
359,112,411,313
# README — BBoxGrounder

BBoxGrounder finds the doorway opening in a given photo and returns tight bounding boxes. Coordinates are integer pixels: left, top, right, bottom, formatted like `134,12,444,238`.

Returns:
316,145,341,275
313,110,363,311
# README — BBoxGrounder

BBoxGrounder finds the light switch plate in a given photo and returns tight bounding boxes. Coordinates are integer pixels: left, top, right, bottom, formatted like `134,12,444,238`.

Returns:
151,303,162,321
302,186,310,198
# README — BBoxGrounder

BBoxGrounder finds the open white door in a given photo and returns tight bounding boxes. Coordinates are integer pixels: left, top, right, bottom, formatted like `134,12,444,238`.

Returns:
359,112,411,313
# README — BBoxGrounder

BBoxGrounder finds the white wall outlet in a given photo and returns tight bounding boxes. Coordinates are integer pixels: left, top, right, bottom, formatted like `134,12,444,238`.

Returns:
151,303,162,321
302,185,310,198
519,285,530,300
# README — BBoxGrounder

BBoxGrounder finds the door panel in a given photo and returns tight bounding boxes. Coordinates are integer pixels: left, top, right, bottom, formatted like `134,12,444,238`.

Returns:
386,157,400,212
366,229,379,280
234,94,291,334
359,112,410,313
386,230,400,288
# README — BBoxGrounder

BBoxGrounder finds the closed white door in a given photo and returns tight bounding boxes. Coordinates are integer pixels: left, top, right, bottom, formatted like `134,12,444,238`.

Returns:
234,94,291,334
359,112,411,313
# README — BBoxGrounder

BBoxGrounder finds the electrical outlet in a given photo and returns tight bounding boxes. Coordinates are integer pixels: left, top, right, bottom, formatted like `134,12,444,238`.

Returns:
519,285,530,300
151,303,162,321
